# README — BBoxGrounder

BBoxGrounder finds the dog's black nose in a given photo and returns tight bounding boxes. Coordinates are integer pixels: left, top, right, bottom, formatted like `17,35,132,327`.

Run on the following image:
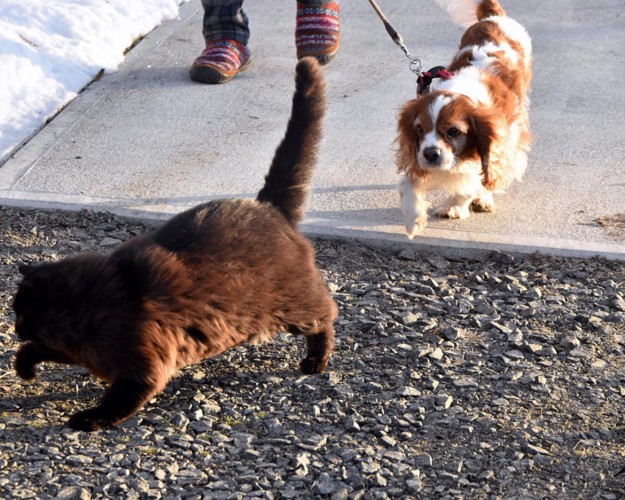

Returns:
423,147,442,164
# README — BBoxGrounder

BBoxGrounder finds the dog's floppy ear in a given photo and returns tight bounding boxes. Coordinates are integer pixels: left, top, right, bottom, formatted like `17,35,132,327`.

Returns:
470,109,499,190
396,99,429,181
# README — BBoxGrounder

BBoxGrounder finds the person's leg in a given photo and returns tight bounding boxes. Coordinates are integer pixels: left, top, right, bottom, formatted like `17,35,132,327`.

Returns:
201,0,249,45
190,0,252,84
295,0,340,65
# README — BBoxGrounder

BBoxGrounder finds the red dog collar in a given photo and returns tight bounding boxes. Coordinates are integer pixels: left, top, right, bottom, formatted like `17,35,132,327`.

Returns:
417,66,454,97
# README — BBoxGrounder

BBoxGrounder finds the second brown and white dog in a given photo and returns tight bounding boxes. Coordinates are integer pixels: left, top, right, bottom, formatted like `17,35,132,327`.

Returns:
396,0,532,237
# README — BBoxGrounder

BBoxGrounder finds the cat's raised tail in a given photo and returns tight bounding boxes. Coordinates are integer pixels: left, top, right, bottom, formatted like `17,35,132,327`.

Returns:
256,57,327,225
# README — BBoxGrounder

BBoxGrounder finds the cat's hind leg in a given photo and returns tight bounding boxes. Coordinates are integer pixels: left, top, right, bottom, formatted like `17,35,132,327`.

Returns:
68,378,157,431
285,275,338,374
15,342,75,380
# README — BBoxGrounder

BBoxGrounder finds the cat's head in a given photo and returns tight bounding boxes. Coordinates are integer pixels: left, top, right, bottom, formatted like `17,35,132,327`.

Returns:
13,260,94,345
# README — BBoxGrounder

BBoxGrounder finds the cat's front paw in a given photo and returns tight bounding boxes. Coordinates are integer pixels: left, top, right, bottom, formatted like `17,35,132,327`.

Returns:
14,350,37,381
300,356,328,374
68,409,114,432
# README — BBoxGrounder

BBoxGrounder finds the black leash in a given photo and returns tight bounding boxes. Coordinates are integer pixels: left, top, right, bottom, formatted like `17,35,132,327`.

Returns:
367,0,454,97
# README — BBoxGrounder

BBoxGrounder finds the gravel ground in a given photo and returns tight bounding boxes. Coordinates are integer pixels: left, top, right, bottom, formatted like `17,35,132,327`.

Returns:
0,206,624,500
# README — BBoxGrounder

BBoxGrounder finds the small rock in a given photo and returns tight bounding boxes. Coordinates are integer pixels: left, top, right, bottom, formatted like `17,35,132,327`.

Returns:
505,371,523,382
569,347,593,358
585,470,605,481
425,379,439,390
525,343,543,354
424,254,450,270
417,347,433,358
380,435,397,448
504,350,525,360
241,449,261,460
334,384,355,398
397,249,419,261
508,332,524,347
312,472,336,495
491,321,514,334
369,473,387,487
560,336,581,350
446,460,463,473
366,382,384,393
436,394,453,409
232,433,256,449
490,250,515,264
405,478,423,493
396,343,413,351
298,434,328,451
522,442,551,456
66,455,93,465
442,326,463,341
538,346,557,357
56,487,91,500
429,348,444,361
189,421,212,434
207,480,229,490
344,415,361,432
331,487,350,500
293,453,310,476
173,412,190,428
189,409,203,420
265,417,284,437
479,470,496,481
612,295,625,312
400,312,421,325
591,359,608,369
99,237,122,247
360,459,381,474
396,386,421,397
452,376,479,388
383,450,406,461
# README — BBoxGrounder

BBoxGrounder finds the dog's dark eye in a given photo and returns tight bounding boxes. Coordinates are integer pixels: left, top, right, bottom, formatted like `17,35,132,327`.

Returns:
415,125,424,136
447,127,460,138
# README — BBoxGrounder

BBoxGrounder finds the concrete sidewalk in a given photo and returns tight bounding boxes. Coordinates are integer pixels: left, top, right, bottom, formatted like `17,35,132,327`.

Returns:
1,0,624,259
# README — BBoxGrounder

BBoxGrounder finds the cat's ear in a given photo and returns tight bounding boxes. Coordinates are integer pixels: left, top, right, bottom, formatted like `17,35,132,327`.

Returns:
18,264,37,276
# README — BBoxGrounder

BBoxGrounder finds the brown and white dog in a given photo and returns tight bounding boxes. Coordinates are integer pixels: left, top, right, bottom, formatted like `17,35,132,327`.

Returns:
396,0,532,237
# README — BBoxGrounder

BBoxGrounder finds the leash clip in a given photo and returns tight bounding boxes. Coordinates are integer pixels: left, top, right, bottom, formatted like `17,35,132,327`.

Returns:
399,43,423,77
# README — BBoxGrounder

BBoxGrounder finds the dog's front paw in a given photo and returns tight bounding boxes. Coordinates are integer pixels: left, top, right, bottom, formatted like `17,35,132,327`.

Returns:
471,195,495,213
14,350,37,381
399,175,428,239
68,409,115,432
405,217,427,239
434,204,471,220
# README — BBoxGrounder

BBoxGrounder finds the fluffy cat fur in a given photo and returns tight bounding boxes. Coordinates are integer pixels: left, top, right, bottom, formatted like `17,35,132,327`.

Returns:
12,57,337,431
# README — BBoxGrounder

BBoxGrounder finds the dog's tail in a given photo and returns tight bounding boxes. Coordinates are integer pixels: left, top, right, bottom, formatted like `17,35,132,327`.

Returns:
434,0,506,28
256,57,326,225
